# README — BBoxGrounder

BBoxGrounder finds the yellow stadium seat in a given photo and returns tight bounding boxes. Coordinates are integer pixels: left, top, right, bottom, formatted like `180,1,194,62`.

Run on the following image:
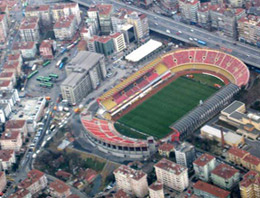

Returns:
155,64,168,75
101,98,117,110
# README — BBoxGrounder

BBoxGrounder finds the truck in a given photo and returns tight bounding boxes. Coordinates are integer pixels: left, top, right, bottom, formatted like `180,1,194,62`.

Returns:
45,96,51,101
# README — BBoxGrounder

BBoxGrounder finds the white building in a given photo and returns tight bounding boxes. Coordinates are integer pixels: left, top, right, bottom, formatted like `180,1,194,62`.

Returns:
175,142,196,168
193,153,217,182
178,0,200,23
25,5,51,27
148,181,164,198
12,42,37,59
114,165,148,197
110,32,126,52
19,16,40,42
154,158,189,192
0,150,16,170
0,131,22,152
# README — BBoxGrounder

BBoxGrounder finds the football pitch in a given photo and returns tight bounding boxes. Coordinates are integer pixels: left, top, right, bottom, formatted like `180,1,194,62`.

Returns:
116,77,218,139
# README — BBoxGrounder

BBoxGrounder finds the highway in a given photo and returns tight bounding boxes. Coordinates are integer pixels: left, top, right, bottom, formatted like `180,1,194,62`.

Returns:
73,0,260,68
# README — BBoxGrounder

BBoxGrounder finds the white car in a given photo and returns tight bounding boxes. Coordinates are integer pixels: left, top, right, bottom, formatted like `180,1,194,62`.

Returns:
189,37,193,41
166,29,171,34
155,22,158,26
178,31,182,34
190,29,194,32
193,38,198,41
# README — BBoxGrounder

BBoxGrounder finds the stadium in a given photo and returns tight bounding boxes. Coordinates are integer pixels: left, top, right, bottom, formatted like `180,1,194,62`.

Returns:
81,48,250,159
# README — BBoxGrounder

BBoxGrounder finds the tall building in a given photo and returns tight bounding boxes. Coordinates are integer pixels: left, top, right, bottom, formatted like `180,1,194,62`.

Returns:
148,181,164,198
19,169,48,196
237,15,260,47
178,0,200,24
49,179,71,198
19,16,40,42
154,158,189,192
127,12,149,41
193,153,216,182
111,8,131,32
211,164,240,190
61,51,106,104
25,5,51,27
121,24,136,44
197,3,211,29
175,142,195,168
88,35,115,56
114,165,148,198
193,180,231,198
52,3,81,25
88,4,113,35
0,14,8,43
53,15,77,41
240,171,260,198
110,32,126,52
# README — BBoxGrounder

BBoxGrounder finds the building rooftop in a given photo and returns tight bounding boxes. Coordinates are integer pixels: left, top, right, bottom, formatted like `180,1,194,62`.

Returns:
114,165,146,181
7,53,21,62
193,180,230,198
52,2,78,10
240,171,259,188
113,189,130,198
243,154,260,166
5,120,25,129
154,158,187,175
20,16,39,30
222,100,244,115
50,179,70,194
149,181,163,191
0,150,14,162
158,143,174,152
229,111,247,121
110,32,122,39
227,147,249,158
3,61,19,70
9,189,31,198
40,40,54,48
19,169,45,189
193,153,215,167
61,72,85,88
224,132,244,144
13,42,35,50
25,4,50,12
88,4,113,16
0,80,11,87
1,131,20,140
0,72,14,78
175,142,194,153
84,168,97,182
54,15,74,29
211,164,239,179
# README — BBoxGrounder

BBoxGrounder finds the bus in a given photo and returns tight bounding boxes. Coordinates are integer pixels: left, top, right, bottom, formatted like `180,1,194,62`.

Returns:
42,77,52,82
197,40,207,46
56,59,62,67
61,48,67,54
59,62,64,70
66,43,74,50
49,74,58,78
27,70,38,79
43,60,51,67
36,76,44,81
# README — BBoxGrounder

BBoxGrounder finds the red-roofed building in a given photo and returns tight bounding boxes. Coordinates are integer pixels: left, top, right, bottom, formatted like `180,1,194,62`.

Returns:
54,15,77,41
84,168,97,183
110,32,126,52
178,0,200,23
240,171,260,198
8,53,23,65
9,189,32,198
19,16,40,42
88,35,114,56
154,158,189,192
158,143,175,157
77,40,87,51
55,170,72,180
0,14,8,43
242,154,260,173
67,195,80,198
211,164,240,190
193,153,216,182
0,172,6,194
18,169,48,196
39,40,56,59
148,181,164,198
193,180,230,198
3,61,21,77
0,149,16,170
25,5,51,27
227,147,249,165
12,42,37,59
0,80,13,90
5,120,28,140
49,179,71,198
0,72,16,85
113,189,131,198
114,165,148,197
197,3,211,29
0,130,22,151
52,2,81,25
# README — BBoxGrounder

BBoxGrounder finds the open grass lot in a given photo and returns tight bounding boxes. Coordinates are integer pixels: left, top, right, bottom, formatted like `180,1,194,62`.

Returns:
191,73,225,87
117,76,218,139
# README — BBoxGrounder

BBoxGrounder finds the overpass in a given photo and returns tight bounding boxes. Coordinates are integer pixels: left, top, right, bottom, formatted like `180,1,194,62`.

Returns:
72,0,260,68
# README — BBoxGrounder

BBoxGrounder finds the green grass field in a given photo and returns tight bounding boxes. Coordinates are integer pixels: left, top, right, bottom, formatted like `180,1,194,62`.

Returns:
191,73,225,87
116,76,218,139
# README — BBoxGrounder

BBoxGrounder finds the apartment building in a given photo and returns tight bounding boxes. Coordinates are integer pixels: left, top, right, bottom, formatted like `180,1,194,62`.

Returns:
39,40,56,59
53,15,77,41
154,158,189,192
61,51,106,104
3,61,21,77
148,181,164,198
110,32,126,53
12,42,37,59
211,164,240,190
240,171,260,198
19,16,40,42
197,3,211,29
88,35,115,56
227,147,249,166
0,149,16,170
193,153,217,182
237,15,260,47
0,14,8,43
114,165,148,197
175,142,196,168
0,172,6,193
52,3,81,25
0,131,22,151
111,8,131,32
242,154,260,173
193,180,231,198
9,189,32,198
0,89,19,111
229,0,245,8
25,5,51,27
127,12,149,40
178,0,200,23
158,143,174,158
19,169,48,196
49,179,71,198
88,4,113,35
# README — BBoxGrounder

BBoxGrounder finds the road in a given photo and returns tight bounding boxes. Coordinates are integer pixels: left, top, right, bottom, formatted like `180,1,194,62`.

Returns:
73,0,260,68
